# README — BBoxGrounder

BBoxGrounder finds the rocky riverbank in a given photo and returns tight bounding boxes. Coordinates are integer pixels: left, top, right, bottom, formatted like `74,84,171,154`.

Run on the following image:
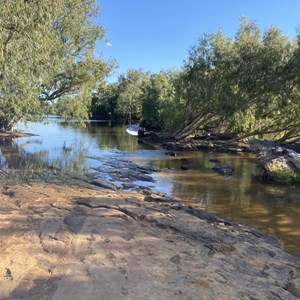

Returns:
138,132,251,153
139,132,300,184
1,176,300,299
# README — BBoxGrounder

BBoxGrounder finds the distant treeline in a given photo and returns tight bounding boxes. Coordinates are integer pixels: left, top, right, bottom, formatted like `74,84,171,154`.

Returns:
1,2,298,142
64,18,300,142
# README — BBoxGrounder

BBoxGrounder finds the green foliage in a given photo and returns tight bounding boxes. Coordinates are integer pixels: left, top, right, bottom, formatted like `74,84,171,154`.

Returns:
115,69,148,121
267,159,300,182
172,18,300,141
156,71,186,131
276,170,300,182
140,70,185,130
110,68,186,131
87,17,299,142
91,83,119,119
0,0,113,130
140,74,162,124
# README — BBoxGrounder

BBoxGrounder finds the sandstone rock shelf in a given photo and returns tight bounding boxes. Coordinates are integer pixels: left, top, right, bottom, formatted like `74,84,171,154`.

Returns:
0,178,300,299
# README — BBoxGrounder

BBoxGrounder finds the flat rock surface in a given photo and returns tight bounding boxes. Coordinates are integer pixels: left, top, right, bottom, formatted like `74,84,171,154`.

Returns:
0,180,300,299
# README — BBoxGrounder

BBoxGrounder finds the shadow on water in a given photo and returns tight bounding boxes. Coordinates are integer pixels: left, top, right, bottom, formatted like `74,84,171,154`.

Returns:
1,118,298,252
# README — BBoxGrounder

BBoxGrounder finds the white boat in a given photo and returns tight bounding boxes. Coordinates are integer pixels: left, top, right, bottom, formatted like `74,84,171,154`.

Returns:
126,123,142,136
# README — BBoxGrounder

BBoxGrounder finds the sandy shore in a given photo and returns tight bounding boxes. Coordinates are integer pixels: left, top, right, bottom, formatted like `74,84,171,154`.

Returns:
0,177,300,299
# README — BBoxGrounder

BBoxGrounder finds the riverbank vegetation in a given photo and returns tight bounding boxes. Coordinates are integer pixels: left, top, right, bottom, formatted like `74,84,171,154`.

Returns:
1,2,298,144
0,0,114,132
92,18,299,143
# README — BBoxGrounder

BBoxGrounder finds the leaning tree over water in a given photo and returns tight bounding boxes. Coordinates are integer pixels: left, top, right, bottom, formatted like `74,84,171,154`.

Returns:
171,19,300,142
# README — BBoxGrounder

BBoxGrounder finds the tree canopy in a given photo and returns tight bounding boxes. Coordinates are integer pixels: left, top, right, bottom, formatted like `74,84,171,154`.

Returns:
0,0,113,131
173,19,300,142
115,69,148,122
96,19,299,143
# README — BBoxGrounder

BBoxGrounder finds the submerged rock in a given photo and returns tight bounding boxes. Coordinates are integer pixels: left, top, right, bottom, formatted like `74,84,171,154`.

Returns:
87,156,159,186
212,163,234,176
180,158,190,170
122,183,138,190
136,165,160,173
209,158,234,176
209,158,221,164
165,151,177,157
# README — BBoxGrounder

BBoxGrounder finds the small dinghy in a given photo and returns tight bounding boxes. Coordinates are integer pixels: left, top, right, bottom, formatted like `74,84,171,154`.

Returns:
126,123,142,136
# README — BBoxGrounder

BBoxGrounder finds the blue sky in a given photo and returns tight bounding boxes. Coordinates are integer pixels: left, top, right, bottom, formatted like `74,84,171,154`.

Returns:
96,0,300,81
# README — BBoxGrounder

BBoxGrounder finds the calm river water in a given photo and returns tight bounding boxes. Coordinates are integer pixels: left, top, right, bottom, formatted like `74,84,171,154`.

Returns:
6,117,299,252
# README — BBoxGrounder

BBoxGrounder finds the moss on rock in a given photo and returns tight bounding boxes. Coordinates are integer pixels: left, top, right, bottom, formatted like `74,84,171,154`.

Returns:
264,157,300,183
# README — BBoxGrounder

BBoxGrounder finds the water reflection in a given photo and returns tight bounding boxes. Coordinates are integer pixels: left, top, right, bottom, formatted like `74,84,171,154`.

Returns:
0,138,50,178
149,152,300,252
5,118,299,252
13,119,158,178
59,121,153,151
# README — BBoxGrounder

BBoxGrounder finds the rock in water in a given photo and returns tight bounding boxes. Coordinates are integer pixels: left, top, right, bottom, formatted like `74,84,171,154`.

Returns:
209,158,221,164
89,179,118,190
165,151,177,157
180,158,190,170
250,139,300,184
212,164,234,176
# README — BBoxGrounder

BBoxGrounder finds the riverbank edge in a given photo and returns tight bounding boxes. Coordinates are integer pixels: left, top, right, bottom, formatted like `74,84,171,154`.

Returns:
138,131,300,153
1,128,300,298
138,132,300,183
0,130,34,138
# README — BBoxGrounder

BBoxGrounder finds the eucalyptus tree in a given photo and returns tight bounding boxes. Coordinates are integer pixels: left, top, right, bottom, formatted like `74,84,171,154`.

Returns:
228,22,298,140
0,0,113,131
141,70,184,131
276,31,300,142
173,29,237,140
91,82,119,119
173,19,299,142
116,69,149,122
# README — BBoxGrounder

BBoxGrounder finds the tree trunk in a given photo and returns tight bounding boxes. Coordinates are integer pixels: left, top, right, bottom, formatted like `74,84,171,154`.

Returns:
225,125,296,144
172,117,195,137
0,114,18,132
174,114,207,141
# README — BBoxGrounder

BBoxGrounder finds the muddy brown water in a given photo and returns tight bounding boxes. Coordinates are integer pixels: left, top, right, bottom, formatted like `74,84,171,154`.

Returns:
5,117,299,252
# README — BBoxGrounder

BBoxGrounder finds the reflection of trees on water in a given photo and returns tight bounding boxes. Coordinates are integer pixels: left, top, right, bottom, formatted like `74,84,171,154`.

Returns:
58,121,153,151
0,138,49,177
151,152,300,251
0,138,89,178
50,141,89,175
10,120,152,180
150,153,257,207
